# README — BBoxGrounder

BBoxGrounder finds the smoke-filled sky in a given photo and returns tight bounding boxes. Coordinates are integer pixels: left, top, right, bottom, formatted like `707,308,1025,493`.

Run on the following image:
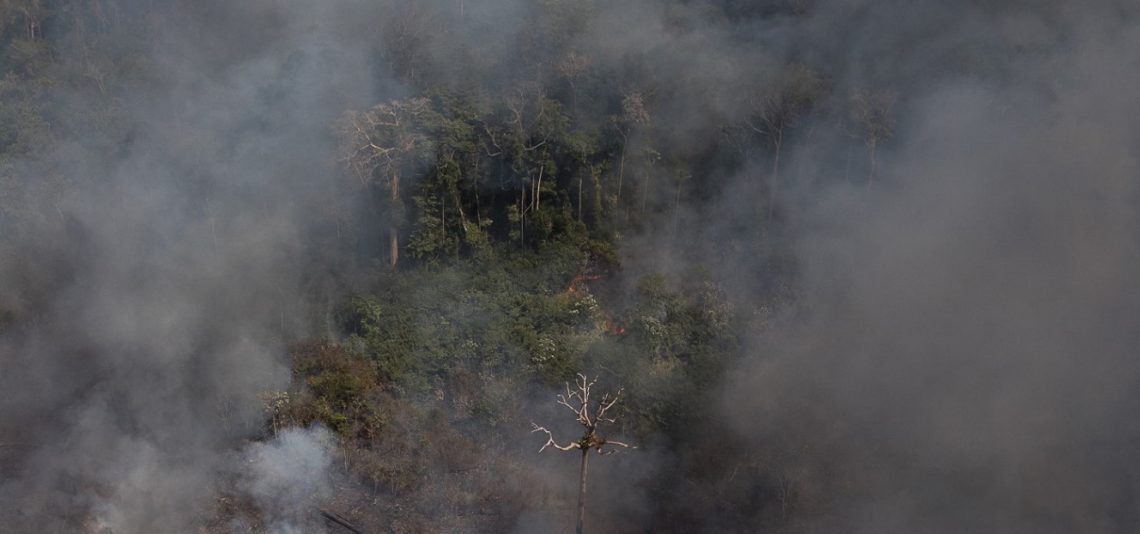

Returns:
1,0,1139,532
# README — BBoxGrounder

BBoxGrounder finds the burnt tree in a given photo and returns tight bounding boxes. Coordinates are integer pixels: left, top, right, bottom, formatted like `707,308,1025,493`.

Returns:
532,373,634,534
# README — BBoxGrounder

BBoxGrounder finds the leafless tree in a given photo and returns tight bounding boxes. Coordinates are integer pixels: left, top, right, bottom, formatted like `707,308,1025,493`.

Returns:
745,64,827,218
341,98,434,269
532,373,634,534
849,89,896,187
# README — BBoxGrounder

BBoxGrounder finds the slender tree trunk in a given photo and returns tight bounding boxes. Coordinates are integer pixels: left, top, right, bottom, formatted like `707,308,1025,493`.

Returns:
535,165,544,211
389,228,399,268
519,187,526,245
389,173,400,269
577,448,589,534
592,171,602,223
450,182,469,235
640,169,650,218
475,187,482,227
22,10,35,41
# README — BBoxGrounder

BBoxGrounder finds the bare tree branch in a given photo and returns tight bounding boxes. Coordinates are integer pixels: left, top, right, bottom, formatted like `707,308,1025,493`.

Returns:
532,423,582,452
481,125,503,156
595,388,623,423
599,439,635,453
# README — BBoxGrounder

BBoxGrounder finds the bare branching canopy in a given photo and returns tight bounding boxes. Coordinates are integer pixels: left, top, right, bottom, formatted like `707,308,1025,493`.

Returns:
745,64,828,144
531,373,634,455
849,89,896,146
339,97,437,267
341,97,435,188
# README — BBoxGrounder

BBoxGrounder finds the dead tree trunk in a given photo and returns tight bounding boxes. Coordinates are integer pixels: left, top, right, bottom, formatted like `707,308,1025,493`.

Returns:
532,374,635,534
577,448,589,534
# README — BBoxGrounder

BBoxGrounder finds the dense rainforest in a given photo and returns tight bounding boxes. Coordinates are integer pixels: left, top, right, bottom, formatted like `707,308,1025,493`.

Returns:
3,1,1140,533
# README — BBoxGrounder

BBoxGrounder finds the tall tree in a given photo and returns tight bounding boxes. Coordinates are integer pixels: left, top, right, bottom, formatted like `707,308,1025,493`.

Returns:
745,64,827,218
342,97,436,268
613,91,649,209
532,373,634,534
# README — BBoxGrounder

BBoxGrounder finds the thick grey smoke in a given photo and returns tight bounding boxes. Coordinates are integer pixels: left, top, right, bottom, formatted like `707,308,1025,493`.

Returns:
721,4,1140,533
240,426,335,533
0,2,381,531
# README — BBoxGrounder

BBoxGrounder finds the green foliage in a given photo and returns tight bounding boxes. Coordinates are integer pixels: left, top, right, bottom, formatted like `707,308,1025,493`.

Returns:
583,273,740,443
335,85,621,267
341,232,614,392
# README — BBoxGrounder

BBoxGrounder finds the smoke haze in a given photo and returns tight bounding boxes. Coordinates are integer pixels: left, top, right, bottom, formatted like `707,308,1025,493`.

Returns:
722,7,1140,532
0,0,1138,532
0,2,379,531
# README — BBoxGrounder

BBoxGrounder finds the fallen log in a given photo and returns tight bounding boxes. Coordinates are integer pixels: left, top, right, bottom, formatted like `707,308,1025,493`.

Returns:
320,509,364,534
